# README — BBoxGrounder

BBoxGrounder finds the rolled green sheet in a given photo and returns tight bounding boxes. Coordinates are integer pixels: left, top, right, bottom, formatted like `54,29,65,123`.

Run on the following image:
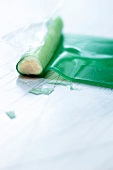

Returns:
16,17,113,88
16,17,63,75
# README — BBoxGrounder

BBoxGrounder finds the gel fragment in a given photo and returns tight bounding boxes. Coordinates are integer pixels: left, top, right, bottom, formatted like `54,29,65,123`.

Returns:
29,87,54,95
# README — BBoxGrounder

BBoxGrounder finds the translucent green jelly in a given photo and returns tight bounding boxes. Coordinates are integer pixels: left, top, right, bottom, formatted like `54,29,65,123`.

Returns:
45,34,113,88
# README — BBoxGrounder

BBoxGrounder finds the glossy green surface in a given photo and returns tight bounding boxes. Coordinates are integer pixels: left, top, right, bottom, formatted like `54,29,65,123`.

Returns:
46,34,113,88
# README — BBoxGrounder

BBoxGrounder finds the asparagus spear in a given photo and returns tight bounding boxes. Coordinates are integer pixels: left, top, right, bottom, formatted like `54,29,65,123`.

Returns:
16,17,63,75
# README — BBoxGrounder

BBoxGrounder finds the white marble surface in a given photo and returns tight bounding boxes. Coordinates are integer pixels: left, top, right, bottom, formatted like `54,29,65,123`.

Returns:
0,0,113,169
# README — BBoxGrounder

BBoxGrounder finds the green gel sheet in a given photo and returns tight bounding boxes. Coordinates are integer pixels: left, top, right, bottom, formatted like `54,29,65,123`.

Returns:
45,34,113,88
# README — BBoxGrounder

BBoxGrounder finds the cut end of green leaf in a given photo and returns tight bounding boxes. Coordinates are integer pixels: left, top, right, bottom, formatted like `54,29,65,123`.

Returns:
16,17,63,76
17,56,43,75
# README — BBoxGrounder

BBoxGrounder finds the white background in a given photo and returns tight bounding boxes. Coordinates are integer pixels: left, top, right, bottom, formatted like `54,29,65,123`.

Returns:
0,0,113,37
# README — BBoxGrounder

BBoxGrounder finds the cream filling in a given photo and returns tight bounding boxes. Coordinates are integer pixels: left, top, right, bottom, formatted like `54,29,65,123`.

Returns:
18,57,43,75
